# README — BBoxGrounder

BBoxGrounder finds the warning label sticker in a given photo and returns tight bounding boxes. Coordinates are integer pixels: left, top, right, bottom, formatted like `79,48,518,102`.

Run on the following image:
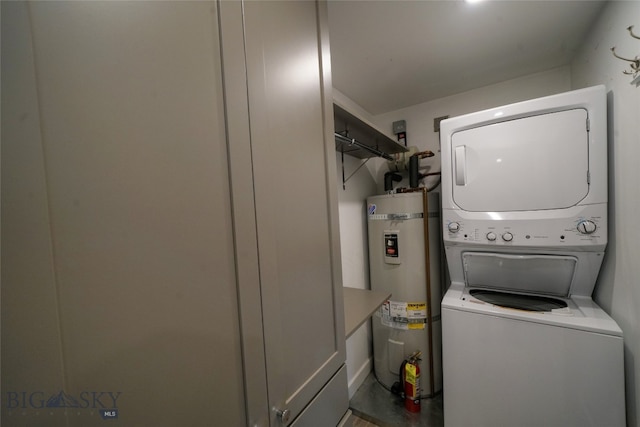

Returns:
378,300,427,330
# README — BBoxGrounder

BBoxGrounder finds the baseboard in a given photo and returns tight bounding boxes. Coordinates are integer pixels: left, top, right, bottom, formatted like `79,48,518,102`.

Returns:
336,409,352,427
348,357,372,399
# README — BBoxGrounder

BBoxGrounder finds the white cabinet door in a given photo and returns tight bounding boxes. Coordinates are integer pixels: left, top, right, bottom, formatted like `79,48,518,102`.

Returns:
1,2,246,426
240,1,347,425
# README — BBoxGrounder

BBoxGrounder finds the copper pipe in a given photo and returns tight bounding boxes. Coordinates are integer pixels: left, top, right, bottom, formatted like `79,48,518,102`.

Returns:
420,187,435,398
395,186,436,396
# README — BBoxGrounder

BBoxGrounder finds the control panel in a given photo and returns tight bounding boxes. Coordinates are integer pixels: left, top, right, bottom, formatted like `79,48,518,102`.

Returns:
442,209,606,249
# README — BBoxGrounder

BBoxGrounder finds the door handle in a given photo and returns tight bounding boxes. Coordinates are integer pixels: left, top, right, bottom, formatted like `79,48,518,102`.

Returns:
276,408,291,425
455,145,467,186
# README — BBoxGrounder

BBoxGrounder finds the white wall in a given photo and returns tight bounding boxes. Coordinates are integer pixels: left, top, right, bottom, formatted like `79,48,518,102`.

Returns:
571,2,640,425
336,152,378,398
335,68,573,397
334,89,380,397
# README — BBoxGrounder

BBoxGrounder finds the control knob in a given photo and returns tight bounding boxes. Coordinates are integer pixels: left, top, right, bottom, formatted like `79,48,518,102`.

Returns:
502,232,514,242
448,222,460,233
577,220,597,234
486,232,497,241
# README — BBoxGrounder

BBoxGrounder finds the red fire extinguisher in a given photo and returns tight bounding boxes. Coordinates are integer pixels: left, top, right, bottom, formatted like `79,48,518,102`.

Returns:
403,351,421,413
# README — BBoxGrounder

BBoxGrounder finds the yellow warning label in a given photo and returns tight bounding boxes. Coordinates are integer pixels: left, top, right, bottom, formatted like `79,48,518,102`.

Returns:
407,303,427,319
405,364,417,385
380,300,428,330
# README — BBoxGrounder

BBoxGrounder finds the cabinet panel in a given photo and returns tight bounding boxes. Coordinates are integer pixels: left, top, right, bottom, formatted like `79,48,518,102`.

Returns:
218,1,271,425
290,366,349,427
1,5,68,426
2,2,246,426
3,2,346,426
243,0,346,423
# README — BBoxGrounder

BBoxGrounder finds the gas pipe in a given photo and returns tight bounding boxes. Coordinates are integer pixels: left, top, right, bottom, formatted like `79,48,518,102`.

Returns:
403,352,421,412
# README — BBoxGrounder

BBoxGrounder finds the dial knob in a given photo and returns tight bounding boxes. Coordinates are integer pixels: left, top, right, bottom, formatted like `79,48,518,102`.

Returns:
577,220,597,234
486,232,497,241
448,222,460,233
502,232,514,242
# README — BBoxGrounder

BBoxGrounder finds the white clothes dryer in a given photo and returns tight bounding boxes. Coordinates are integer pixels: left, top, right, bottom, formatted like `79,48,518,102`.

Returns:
440,86,625,427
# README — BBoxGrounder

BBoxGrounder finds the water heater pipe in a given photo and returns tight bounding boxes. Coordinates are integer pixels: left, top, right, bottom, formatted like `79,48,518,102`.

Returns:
384,172,403,193
388,149,434,173
409,155,419,188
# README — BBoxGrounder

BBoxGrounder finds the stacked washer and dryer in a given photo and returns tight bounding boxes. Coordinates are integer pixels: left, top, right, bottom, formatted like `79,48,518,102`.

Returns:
439,86,626,426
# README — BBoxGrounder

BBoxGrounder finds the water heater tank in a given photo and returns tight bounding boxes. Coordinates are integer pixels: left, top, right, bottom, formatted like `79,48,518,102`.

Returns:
367,191,442,397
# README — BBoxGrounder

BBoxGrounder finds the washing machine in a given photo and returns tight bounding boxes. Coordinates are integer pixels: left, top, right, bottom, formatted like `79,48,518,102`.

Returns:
439,85,626,427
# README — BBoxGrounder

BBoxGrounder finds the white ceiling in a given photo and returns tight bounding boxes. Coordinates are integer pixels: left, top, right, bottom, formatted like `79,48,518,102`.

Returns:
327,0,606,115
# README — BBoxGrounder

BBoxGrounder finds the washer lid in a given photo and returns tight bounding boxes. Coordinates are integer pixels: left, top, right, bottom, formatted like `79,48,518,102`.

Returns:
462,252,578,297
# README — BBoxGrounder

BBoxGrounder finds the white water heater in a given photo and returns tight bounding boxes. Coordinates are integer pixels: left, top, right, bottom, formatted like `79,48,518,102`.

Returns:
367,191,442,397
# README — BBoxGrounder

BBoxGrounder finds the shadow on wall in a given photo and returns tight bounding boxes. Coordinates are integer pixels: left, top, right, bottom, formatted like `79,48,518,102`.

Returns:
597,90,617,310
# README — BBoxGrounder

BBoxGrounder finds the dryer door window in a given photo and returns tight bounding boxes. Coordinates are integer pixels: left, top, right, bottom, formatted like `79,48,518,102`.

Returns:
451,109,589,212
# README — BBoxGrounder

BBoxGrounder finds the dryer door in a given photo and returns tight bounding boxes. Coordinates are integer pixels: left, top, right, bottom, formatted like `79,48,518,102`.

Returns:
451,109,589,212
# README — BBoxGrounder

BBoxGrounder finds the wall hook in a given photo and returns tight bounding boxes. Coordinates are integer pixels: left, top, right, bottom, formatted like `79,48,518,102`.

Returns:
611,24,640,86
610,47,639,75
